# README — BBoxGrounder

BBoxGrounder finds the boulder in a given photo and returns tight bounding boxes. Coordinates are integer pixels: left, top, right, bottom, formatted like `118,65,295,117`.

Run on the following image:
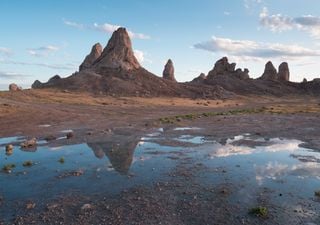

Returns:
79,43,102,71
278,62,290,81
260,61,278,81
162,59,176,82
9,83,22,91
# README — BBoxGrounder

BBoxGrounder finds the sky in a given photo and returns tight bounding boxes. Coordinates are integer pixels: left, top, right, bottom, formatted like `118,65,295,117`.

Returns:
1,0,320,89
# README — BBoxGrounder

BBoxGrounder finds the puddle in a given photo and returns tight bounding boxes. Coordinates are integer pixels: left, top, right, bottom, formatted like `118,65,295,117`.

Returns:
1,131,320,222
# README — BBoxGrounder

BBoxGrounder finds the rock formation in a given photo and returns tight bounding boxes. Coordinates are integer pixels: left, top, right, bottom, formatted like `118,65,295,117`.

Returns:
79,43,102,71
162,59,176,82
93,28,140,71
192,73,206,83
260,61,278,81
206,57,249,80
207,57,236,78
31,80,42,89
278,62,290,81
9,83,22,91
303,78,308,83
48,75,61,82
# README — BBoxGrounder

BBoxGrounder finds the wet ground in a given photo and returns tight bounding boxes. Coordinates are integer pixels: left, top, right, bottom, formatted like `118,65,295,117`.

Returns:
1,127,320,224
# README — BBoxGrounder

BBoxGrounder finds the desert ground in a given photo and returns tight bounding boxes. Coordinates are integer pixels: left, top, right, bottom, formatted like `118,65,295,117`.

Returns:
1,89,320,224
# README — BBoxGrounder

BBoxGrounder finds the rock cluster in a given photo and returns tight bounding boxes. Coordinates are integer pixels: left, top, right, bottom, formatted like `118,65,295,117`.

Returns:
162,59,176,82
207,57,250,80
260,61,290,81
9,83,22,91
192,73,206,83
79,43,102,71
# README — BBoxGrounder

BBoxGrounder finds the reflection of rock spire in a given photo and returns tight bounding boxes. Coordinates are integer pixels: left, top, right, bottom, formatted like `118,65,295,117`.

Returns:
87,136,139,174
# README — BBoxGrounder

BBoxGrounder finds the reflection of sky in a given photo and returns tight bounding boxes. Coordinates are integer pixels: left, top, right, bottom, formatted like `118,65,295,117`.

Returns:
255,161,320,184
209,138,302,158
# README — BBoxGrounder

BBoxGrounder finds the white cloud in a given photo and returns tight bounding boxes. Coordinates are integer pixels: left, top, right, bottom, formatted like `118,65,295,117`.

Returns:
93,23,151,40
244,0,262,10
133,50,144,63
28,45,59,57
0,47,13,56
0,71,29,79
260,7,320,38
64,20,150,40
194,36,320,61
0,59,75,70
63,19,84,29
224,11,231,16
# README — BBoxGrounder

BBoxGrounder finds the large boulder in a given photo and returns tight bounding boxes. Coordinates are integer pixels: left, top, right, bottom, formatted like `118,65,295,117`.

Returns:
93,28,141,71
260,61,278,81
9,83,22,91
278,62,290,81
162,59,176,82
207,57,236,78
79,43,102,71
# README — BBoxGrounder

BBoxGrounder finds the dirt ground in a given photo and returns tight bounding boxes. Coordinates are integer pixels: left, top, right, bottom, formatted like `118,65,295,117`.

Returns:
1,89,320,225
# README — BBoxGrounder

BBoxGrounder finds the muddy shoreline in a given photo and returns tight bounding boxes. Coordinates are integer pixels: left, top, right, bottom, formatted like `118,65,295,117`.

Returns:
1,90,320,224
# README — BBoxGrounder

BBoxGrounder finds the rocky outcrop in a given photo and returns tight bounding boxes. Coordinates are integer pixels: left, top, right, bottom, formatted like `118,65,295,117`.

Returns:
278,62,290,81
206,57,250,80
79,43,102,71
31,80,42,89
234,68,250,80
303,78,308,83
192,73,206,83
48,75,61,82
260,61,278,81
9,83,22,91
207,57,236,78
93,28,140,71
162,59,176,82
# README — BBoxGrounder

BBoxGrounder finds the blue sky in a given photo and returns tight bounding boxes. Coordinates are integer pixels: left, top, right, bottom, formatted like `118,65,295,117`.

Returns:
1,0,320,89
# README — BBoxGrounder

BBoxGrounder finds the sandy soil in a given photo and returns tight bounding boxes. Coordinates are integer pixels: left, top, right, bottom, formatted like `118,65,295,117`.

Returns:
1,89,320,224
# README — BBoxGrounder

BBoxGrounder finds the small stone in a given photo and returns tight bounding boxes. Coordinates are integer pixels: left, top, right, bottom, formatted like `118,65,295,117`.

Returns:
81,204,93,210
5,144,13,155
20,138,37,149
26,202,36,209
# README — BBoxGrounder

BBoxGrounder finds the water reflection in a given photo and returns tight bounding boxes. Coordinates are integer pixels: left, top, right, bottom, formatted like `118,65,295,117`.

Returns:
87,136,140,174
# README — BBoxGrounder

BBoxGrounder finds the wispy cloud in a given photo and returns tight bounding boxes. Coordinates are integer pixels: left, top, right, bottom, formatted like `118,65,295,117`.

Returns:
0,71,29,79
63,20,151,40
194,36,320,61
244,0,262,10
260,7,320,38
63,19,84,29
0,59,76,70
133,49,152,64
0,47,13,56
27,45,59,57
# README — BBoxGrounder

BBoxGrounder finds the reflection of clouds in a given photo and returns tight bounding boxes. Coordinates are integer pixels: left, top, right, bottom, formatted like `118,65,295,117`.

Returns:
209,138,302,158
255,161,320,184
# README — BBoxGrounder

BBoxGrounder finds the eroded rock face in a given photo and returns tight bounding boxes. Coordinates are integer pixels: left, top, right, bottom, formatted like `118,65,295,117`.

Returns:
31,80,42,89
79,43,102,71
9,83,22,91
192,73,206,83
260,61,278,81
207,57,236,78
93,28,140,71
162,59,176,82
234,68,250,80
278,62,290,81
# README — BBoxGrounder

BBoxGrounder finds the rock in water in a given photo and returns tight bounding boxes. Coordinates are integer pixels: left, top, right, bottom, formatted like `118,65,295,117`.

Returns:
79,43,102,71
93,28,140,71
162,59,176,82
9,83,22,91
207,57,236,78
278,62,290,81
260,61,278,81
